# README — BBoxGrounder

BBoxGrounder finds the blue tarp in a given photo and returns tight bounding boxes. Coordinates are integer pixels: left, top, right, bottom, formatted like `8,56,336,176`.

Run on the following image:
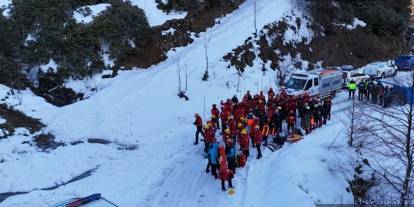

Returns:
380,74,414,104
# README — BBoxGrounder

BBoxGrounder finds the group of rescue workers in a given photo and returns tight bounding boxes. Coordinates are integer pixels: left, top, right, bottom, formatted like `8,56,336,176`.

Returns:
193,88,333,191
347,79,393,107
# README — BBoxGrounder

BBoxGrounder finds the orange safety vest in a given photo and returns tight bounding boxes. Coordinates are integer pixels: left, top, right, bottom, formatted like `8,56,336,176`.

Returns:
247,119,254,127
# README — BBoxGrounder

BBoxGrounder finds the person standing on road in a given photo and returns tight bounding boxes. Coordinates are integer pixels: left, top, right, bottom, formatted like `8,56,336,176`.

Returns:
347,80,357,100
366,80,375,101
358,80,366,101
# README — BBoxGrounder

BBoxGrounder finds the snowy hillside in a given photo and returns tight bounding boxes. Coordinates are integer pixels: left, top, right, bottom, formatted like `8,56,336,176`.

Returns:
0,0,354,206
128,0,187,26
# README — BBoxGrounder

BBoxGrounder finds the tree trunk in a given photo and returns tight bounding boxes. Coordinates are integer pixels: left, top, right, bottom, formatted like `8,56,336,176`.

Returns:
401,77,414,206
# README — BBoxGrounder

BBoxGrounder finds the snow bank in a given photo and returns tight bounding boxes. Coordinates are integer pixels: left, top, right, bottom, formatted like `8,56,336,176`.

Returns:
38,59,58,73
73,3,111,24
0,0,11,17
336,18,367,30
128,0,187,26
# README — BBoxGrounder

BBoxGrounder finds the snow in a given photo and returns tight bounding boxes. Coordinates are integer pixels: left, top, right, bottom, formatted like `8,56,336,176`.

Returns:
101,43,115,68
24,34,36,47
73,3,111,24
0,0,11,17
336,18,367,30
38,59,58,73
0,116,5,124
128,39,136,48
64,72,114,99
162,28,176,36
0,0,355,206
283,10,313,45
128,0,187,26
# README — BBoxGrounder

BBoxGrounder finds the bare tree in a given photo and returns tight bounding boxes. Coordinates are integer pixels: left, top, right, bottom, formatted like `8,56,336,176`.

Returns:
355,73,414,205
202,35,211,81
253,0,258,36
177,61,189,100
277,64,292,86
342,99,365,147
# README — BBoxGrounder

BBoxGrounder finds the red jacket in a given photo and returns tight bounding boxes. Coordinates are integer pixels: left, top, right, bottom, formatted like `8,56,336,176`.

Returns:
204,128,216,143
239,134,249,150
220,111,228,123
194,116,202,127
253,129,263,145
211,107,219,118
228,119,237,135
219,146,233,180
257,103,265,111
287,113,296,125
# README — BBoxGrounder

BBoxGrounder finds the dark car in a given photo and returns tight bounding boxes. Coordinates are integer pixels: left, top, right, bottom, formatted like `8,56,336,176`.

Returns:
395,55,414,71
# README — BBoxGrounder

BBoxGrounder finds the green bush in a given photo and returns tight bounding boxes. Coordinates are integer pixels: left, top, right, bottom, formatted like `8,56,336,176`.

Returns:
0,0,151,85
92,0,151,64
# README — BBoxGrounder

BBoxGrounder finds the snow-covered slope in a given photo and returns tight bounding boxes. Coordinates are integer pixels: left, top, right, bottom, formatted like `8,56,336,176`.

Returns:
0,0,353,206
128,0,187,26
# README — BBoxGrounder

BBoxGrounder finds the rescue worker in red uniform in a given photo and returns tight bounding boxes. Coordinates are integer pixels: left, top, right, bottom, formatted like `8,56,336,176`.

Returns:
287,110,296,134
211,104,220,129
239,129,249,158
193,113,204,145
253,125,263,159
218,146,234,191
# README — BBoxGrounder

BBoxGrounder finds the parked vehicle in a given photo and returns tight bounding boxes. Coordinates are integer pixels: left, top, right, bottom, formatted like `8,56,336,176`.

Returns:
340,65,369,87
51,194,118,207
285,69,342,99
395,55,414,71
363,61,397,79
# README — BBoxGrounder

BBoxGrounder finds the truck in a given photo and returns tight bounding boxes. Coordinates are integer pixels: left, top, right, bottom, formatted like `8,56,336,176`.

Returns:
284,69,342,99
363,61,397,79
340,65,369,87
395,55,414,71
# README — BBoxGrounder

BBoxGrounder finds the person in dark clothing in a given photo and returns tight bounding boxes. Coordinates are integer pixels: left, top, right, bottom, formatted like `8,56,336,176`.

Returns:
272,108,282,133
193,113,204,145
324,98,332,121
206,142,219,178
366,80,375,101
384,86,392,108
378,83,385,105
226,142,237,174
372,83,379,104
358,80,366,101
211,104,220,129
